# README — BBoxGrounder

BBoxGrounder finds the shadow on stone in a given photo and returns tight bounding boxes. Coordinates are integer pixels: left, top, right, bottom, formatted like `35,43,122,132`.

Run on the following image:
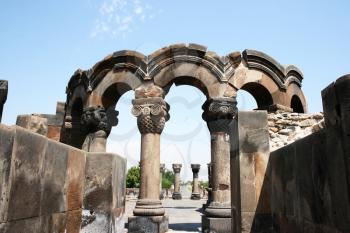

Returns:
169,223,201,231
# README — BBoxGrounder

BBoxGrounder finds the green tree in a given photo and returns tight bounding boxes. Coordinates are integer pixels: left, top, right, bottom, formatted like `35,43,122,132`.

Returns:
199,180,209,189
126,166,140,188
162,169,174,189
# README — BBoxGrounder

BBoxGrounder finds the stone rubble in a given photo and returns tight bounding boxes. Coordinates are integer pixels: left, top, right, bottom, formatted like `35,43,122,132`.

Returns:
268,112,325,151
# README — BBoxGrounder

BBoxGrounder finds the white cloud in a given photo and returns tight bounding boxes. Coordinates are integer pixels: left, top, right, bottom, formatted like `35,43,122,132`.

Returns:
91,0,158,38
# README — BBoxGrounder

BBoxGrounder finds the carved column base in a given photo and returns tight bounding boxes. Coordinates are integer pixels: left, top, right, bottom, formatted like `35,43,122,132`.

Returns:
128,215,169,233
133,199,165,216
204,202,231,218
172,192,182,200
202,215,232,233
191,192,201,200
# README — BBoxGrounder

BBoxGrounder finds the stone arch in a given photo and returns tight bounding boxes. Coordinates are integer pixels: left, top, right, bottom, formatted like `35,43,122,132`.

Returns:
287,83,307,113
85,50,147,109
87,70,143,109
149,44,231,99
291,95,304,113
240,82,273,108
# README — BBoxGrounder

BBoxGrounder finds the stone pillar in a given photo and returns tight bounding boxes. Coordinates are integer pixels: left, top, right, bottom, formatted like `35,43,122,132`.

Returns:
172,164,182,200
202,97,237,233
81,106,118,152
128,97,169,233
191,164,201,200
160,163,165,199
0,80,8,122
206,163,213,205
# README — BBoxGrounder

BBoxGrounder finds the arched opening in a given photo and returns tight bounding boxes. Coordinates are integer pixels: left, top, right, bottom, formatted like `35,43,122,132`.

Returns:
163,83,210,231
103,83,140,167
291,95,304,113
236,89,258,110
241,83,273,108
70,98,85,149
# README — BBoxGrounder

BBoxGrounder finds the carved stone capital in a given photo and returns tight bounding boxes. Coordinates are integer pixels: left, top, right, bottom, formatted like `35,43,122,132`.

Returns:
81,106,118,136
132,97,169,134
172,164,182,173
191,164,201,174
202,97,237,133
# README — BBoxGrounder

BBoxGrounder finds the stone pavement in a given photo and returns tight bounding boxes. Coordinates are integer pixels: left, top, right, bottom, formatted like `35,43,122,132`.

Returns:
124,198,206,232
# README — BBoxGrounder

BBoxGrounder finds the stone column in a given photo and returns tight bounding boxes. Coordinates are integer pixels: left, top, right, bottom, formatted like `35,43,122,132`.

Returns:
0,80,8,123
81,106,118,152
202,97,237,233
128,97,169,233
203,163,212,209
160,163,165,199
172,164,182,200
191,164,201,200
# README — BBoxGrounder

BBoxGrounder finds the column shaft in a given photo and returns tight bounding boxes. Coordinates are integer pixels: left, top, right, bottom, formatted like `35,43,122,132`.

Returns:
139,133,160,200
191,164,201,200
211,132,231,204
172,164,182,200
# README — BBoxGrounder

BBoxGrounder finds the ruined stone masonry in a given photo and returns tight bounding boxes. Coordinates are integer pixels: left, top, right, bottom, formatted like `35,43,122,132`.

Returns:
1,43,350,233
0,125,126,233
268,111,324,151
231,74,350,233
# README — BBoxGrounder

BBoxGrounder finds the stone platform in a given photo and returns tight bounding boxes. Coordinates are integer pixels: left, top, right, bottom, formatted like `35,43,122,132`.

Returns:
125,199,206,232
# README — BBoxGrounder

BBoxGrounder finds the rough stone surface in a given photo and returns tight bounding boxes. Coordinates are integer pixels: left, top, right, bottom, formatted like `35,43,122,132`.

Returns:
231,111,270,233
231,76,350,233
16,114,48,136
83,152,126,233
267,112,324,151
128,215,169,233
0,124,126,233
202,216,232,233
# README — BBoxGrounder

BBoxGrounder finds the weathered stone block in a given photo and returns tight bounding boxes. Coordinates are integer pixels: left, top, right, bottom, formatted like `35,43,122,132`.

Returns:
16,114,48,136
128,215,169,233
66,148,86,211
40,140,69,215
202,216,231,233
0,125,15,222
7,127,47,221
83,152,126,233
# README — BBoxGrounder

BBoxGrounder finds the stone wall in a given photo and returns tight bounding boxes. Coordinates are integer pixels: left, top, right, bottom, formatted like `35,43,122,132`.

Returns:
231,111,271,233
268,112,324,151
232,75,350,233
16,102,65,141
0,124,126,233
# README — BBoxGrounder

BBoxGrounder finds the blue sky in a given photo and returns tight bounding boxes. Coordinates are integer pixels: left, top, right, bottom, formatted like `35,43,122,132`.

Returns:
1,0,349,180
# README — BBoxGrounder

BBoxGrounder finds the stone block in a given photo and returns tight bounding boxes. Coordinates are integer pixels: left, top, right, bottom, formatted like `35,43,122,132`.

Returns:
0,216,41,233
66,148,86,211
128,215,169,233
7,127,47,221
172,192,182,200
16,114,48,136
83,152,126,233
0,125,15,222
241,212,275,233
201,216,231,233
191,193,201,200
40,140,70,215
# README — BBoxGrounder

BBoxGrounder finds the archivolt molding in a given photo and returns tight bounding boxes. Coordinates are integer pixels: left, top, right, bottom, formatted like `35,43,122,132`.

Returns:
242,49,304,90
64,44,305,110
